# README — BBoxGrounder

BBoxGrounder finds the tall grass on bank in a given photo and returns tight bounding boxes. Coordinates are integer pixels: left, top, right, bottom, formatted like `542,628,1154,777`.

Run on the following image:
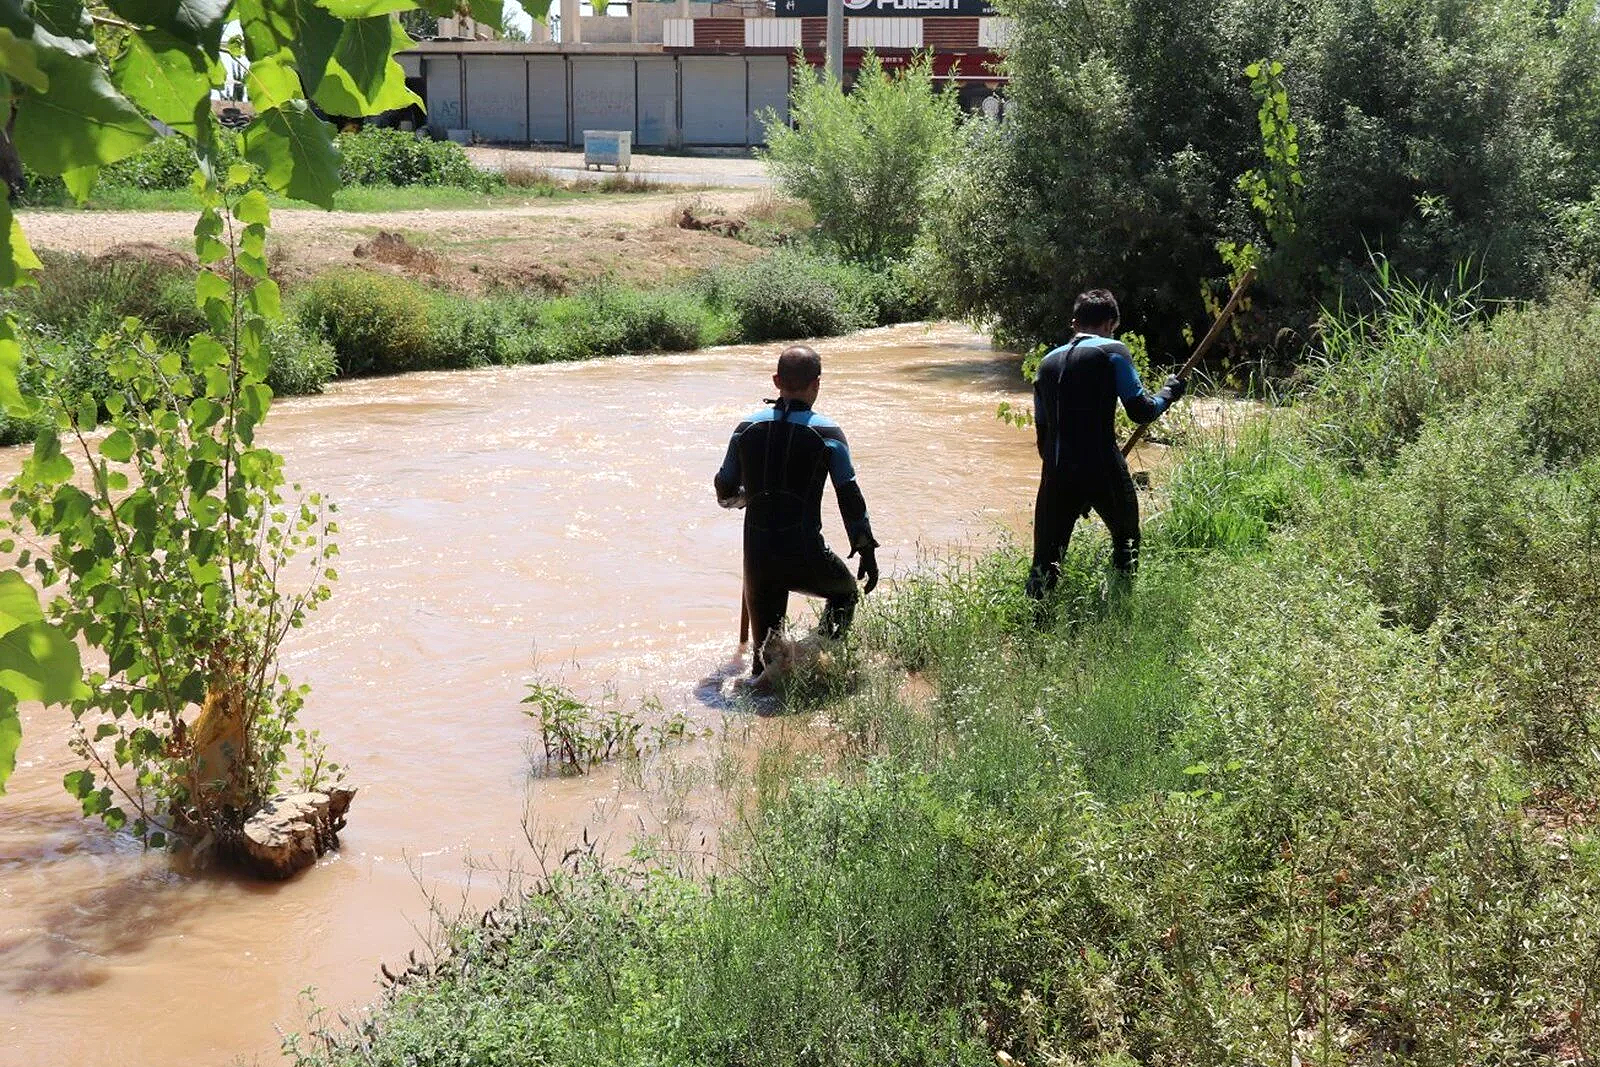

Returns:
289,280,1600,1067
292,249,929,377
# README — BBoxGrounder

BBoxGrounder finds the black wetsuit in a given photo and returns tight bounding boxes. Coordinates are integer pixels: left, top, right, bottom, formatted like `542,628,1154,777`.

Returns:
714,398,877,670
1028,334,1174,597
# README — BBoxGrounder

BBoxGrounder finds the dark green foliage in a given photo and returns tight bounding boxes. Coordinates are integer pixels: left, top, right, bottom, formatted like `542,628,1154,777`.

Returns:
925,0,1600,353
336,127,499,190
293,270,435,376
762,52,962,264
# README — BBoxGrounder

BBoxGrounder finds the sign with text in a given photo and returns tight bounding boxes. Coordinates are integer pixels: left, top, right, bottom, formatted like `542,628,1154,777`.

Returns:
776,0,998,15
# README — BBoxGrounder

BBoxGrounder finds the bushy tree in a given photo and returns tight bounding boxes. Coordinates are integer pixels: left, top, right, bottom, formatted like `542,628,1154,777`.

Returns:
925,0,1600,354
762,52,961,264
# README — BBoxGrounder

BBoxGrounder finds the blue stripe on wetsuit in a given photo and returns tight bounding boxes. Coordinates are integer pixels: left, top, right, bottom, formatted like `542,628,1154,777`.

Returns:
714,404,875,551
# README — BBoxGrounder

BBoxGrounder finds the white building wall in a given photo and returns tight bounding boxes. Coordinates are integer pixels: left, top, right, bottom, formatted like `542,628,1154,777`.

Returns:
745,17,800,47
977,17,1012,47
849,18,922,48
662,17,693,45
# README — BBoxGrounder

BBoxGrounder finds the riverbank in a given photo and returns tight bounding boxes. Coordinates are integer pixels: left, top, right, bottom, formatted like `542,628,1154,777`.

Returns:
287,283,1600,1065
0,222,908,445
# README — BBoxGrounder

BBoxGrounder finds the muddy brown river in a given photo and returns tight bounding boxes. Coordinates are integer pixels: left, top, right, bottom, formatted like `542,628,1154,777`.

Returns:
0,322,1040,1066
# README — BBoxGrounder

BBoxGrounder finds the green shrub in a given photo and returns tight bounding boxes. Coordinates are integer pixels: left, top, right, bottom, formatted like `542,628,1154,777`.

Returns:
336,128,498,190
922,0,1600,353
1348,402,1545,632
293,270,436,376
97,132,207,190
264,319,339,396
702,250,878,342
762,52,961,264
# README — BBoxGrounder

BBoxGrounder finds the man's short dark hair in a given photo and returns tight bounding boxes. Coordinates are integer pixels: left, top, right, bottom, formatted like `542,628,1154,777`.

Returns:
1072,289,1120,329
776,345,822,388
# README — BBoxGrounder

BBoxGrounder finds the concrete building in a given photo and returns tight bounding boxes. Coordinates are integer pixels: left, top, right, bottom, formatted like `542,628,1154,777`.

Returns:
400,0,1011,148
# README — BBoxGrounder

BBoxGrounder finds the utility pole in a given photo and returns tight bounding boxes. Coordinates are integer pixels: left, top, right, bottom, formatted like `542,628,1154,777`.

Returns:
825,0,843,85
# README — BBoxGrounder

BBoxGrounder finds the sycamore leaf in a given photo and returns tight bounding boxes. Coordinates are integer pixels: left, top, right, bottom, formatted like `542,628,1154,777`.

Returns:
315,15,421,116
0,572,44,642
0,315,26,416
0,619,87,705
241,101,340,209
14,49,153,180
244,52,303,111
0,195,40,289
317,0,417,14
0,692,18,795
0,26,47,91
112,28,212,137
236,0,342,100
106,0,230,54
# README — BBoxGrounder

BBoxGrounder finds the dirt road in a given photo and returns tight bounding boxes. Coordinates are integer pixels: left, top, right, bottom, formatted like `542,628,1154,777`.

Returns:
22,188,768,291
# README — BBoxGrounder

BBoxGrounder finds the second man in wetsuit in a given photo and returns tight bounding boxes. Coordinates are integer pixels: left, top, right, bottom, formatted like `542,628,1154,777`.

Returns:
715,345,879,673
1028,288,1185,599
716,347,883,671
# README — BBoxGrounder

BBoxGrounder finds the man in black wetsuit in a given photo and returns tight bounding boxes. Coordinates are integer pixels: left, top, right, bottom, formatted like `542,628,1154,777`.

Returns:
715,345,879,673
1027,289,1186,599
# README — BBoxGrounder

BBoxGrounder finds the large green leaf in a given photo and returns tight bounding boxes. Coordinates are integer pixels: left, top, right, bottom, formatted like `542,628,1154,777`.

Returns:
106,0,230,54
0,619,86,704
315,14,421,116
0,315,27,416
14,49,153,179
0,692,18,795
236,0,342,100
0,26,47,91
0,195,40,288
243,52,302,111
317,0,416,15
241,101,340,208
0,572,44,641
111,29,211,137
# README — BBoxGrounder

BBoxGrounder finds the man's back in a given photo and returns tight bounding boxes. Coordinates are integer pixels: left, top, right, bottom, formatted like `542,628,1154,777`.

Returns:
715,398,871,551
1034,334,1168,474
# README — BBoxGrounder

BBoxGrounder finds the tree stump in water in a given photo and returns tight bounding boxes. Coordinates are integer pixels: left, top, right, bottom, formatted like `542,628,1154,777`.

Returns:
233,788,356,880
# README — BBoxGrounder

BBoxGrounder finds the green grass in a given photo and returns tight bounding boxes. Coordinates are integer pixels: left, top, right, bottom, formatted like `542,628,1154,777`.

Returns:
287,280,1600,1067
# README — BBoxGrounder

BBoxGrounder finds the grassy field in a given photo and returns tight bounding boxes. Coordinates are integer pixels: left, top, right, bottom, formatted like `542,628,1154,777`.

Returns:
285,280,1600,1066
14,179,671,214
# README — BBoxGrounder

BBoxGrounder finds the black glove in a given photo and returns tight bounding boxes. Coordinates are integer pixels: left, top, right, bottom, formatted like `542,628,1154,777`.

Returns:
852,546,879,595
1159,374,1187,404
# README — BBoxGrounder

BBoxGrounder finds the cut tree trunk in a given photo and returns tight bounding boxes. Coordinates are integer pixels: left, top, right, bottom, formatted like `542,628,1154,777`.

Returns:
232,788,356,880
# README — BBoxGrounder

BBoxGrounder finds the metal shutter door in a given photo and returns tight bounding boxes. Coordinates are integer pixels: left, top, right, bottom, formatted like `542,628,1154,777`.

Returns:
464,56,527,143
529,56,568,144
746,55,789,145
570,57,636,137
635,58,677,148
681,56,747,146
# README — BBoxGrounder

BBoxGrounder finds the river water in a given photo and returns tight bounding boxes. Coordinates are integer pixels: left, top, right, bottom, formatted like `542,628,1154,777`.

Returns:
0,322,1040,1066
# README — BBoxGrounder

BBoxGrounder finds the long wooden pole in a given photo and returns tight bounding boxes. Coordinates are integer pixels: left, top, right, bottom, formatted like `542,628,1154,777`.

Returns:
1122,267,1256,457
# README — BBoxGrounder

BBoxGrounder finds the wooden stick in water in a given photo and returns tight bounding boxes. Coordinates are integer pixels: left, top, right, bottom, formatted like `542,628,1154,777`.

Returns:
1121,267,1257,457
